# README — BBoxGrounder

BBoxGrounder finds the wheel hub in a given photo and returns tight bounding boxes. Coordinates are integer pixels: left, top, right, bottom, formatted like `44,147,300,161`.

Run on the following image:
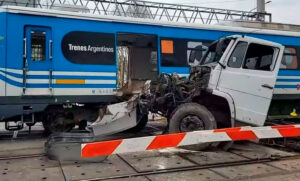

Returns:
180,115,205,132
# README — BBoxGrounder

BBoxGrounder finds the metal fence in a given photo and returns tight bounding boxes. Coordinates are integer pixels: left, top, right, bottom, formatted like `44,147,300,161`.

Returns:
0,0,272,24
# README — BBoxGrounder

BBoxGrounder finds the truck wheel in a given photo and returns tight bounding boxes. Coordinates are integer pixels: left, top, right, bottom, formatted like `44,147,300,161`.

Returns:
169,103,217,150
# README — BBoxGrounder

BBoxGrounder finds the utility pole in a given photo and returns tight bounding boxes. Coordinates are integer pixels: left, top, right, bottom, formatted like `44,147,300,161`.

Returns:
257,0,266,21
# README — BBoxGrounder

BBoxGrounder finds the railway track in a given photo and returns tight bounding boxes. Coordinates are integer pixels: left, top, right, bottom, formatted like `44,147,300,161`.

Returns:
1,120,300,180
0,153,46,161
63,145,300,181
0,131,45,141
1,136,300,180
87,154,286,181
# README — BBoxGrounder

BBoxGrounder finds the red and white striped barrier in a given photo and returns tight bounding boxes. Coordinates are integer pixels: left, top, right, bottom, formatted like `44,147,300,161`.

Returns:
81,124,300,158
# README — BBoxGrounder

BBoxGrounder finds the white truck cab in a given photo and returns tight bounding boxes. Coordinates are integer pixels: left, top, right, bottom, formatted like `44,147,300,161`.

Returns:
137,35,286,137
193,35,285,126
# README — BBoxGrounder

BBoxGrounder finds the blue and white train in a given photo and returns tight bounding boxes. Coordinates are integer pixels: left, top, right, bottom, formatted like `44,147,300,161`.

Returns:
0,6,299,132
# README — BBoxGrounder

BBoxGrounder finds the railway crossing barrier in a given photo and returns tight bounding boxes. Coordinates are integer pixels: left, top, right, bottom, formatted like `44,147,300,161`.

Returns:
81,124,300,158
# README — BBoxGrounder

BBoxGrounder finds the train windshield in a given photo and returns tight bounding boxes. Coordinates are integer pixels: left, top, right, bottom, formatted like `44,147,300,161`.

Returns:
200,38,232,65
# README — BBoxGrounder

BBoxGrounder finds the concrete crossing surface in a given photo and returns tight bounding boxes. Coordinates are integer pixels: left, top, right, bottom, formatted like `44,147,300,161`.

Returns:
0,121,300,181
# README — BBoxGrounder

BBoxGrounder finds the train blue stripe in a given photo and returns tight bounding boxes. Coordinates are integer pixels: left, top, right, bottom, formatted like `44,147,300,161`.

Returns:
3,72,297,89
278,70,300,76
277,79,300,82
26,84,117,88
160,66,190,74
53,75,116,80
0,70,23,78
0,70,116,80
0,75,116,88
275,85,298,88
0,74,22,87
26,83,49,88
53,84,117,88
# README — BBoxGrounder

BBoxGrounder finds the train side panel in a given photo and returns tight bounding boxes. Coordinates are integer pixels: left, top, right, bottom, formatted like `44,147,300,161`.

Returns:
1,10,300,121
5,13,118,100
0,12,6,97
4,12,300,101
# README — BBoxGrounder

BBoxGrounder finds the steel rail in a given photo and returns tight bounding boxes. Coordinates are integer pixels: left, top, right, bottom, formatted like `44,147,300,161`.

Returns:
0,153,46,160
79,153,293,181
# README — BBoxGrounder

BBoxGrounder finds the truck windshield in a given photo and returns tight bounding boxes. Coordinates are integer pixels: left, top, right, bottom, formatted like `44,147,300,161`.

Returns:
200,38,231,65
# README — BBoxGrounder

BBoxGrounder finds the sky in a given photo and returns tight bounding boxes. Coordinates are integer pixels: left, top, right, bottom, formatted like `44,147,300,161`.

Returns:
148,0,300,25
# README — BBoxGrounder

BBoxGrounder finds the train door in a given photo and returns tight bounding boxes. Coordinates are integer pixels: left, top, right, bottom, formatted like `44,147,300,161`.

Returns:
23,26,53,95
117,33,157,95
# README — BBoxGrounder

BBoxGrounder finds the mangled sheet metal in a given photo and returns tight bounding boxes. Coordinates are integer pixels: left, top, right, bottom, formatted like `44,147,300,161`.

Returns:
46,80,151,161
91,95,139,137
46,95,139,161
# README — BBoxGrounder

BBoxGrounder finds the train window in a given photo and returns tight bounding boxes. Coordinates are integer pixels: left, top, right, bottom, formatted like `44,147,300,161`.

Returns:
31,31,46,61
281,47,298,69
228,41,248,68
243,43,275,71
187,41,209,66
161,38,187,67
161,38,211,67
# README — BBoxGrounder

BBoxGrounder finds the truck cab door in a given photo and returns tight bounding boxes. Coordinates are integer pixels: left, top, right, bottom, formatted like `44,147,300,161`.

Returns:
217,37,284,126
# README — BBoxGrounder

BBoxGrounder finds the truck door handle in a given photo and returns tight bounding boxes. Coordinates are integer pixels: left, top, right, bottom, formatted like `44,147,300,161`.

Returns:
261,84,273,90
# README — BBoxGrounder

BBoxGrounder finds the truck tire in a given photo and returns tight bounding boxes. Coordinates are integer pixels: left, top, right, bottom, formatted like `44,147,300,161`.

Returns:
169,103,217,150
